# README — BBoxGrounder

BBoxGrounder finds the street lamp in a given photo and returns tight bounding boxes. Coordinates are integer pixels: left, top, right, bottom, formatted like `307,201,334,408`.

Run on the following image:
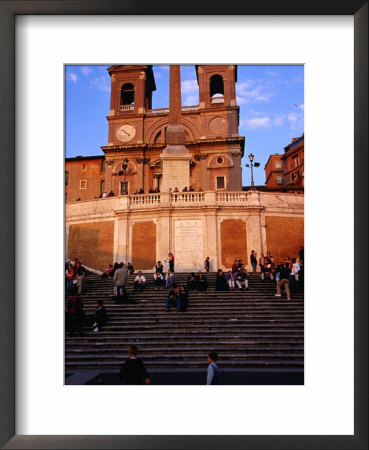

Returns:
245,153,260,190
119,158,129,195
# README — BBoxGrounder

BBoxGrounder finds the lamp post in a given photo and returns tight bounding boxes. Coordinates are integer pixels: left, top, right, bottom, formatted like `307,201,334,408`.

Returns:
119,158,129,195
245,153,260,190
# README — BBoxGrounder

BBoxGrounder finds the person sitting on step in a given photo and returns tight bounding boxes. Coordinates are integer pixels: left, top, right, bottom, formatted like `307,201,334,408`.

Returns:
93,300,107,332
215,269,227,291
196,271,208,291
155,260,164,275
165,286,180,311
134,271,146,291
231,259,239,274
153,271,164,289
186,272,197,291
235,267,249,290
226,270,235,290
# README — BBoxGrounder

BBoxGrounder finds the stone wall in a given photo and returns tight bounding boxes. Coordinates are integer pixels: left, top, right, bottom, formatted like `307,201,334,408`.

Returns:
67,221,114,271
131,221,157,270
221,219,247,269
65,191,304,272
265,216,304,264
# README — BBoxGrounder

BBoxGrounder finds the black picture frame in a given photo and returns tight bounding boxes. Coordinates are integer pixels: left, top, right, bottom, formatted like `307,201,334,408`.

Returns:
0,1,367,449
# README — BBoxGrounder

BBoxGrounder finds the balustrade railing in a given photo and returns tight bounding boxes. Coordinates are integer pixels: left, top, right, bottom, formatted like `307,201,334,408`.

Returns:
127,191,249,209
130,194,161,206
216,191,248,203
211,96,225,104
120,105,134,111
170,192,205,203
147,105,199,114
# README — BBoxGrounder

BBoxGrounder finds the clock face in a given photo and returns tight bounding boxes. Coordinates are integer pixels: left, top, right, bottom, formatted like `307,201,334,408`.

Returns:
116,124,136,142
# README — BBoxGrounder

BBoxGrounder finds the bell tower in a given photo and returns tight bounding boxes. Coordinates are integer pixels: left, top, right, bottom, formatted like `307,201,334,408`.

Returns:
106,65,156,146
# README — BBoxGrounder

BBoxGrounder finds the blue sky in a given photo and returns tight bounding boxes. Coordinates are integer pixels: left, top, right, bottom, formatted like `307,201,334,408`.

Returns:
65,65,304,186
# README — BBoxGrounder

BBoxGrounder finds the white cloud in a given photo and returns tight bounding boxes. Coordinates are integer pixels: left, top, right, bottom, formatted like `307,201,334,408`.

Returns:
266,70,280,77
242,117,271,129
236,96,247,105
66,72,78,83
288,113,298,125
287,111,304,130
181,79,198,94
274,117,284,126
183,95,198,106
80,66,93,76
90,76,110,92
237,82,272,104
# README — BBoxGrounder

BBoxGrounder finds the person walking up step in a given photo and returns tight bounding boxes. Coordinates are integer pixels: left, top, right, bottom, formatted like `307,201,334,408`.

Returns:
275,262,291,300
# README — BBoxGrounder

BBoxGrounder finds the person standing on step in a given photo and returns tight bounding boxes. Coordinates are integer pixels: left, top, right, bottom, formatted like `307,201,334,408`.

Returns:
166,252,175,272
206,351,219,385
250,250,257,273
275,262,291,300
204,256,210,273
165,269,174,289
291,257,301,290
113,262,130,302
259,253,266,281
75,261,86,295
119,345,151,385
66,285,84,337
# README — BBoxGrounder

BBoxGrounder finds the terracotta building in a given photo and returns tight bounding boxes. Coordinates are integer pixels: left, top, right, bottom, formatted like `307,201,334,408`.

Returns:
264,134,304,190
65,65,244,203
282,133,304,187
264,153,284,189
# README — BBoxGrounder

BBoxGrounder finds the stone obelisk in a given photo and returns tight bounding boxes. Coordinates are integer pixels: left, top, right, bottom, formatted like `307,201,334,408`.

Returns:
160,65,191,192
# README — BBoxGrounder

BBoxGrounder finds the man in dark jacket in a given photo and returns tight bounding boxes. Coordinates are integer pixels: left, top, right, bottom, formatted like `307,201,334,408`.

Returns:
119,345,150,385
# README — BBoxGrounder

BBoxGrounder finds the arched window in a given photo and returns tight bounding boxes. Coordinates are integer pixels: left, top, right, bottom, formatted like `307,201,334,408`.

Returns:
65,170,69,186
121,83,134,106
210,75,224,103
100,180,105,196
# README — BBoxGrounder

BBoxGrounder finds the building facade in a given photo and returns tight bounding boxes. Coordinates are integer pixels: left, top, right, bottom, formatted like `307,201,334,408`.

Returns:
66,65,245,203
264,134,304,190
65,65,304,272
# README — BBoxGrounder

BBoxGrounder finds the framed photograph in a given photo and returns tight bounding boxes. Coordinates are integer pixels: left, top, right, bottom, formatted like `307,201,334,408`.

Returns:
1,1,367,449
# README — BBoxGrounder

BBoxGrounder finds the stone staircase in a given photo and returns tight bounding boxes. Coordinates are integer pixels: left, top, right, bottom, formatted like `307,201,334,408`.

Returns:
65,271,304,371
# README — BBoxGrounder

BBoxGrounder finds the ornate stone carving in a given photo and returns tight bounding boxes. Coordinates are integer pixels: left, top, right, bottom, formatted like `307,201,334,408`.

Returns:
231,151,242,158
136,157,150,164
106,160,114,166
194,153,208,161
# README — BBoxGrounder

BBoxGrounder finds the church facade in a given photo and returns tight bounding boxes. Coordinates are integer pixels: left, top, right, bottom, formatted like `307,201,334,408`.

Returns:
65,65,304,272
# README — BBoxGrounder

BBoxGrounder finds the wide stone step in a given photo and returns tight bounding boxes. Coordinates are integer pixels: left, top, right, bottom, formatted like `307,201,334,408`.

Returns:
66,271,304,371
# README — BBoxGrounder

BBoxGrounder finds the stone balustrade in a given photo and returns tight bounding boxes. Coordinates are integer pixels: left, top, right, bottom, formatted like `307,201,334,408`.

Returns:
146,105,199,115
66,191,304,218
